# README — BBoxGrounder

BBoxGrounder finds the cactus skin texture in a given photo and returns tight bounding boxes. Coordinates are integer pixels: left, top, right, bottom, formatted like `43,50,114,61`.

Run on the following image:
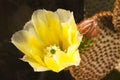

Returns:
113,0,120,31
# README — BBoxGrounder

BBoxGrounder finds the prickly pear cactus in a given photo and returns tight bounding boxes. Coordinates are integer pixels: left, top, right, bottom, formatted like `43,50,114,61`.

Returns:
69,0,120,80
70,11,120,80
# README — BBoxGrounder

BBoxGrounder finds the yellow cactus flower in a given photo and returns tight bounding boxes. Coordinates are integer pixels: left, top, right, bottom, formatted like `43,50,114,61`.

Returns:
11,9,83,72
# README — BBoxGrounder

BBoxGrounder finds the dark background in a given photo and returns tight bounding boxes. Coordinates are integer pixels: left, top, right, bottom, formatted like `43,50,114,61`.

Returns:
0,0,120,80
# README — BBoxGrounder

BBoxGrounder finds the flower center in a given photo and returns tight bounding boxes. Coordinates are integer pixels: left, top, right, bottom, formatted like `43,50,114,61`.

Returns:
50,48,56,54
45,45,61,57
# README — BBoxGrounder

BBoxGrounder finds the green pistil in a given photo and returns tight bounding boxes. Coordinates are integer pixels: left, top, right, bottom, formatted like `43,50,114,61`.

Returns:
50,48,56,54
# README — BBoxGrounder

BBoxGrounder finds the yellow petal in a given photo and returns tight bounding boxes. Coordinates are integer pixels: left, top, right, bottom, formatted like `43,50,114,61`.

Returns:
44,56,62,72
23,21,45,44
68,50,81,66
67,45,81,66
32,10,50,45
67,44,79,55
22,55,49,72
54,51,71,66
44,10,62,45
11,30,45,66
56,9,80,50
53,47,80,67
56,9,70,50
73,50,81,66
32,10,61,46
56,9,71,23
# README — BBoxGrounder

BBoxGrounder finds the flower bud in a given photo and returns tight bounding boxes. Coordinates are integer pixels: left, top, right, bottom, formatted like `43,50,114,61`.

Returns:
78,18,98,39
